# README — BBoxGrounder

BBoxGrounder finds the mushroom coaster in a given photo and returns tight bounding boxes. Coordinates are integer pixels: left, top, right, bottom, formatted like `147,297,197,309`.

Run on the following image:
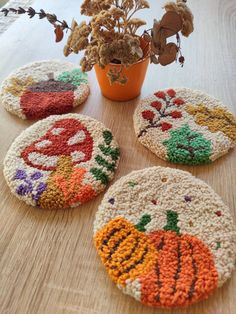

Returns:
94,167,236,309
0,60,90,120
133,88,236,165
3,113,120,209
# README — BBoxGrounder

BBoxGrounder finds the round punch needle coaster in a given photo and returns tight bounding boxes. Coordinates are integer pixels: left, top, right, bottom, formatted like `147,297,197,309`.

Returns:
3,113,120,209
134,88,236,165
0,60,90,120
94,166,236,309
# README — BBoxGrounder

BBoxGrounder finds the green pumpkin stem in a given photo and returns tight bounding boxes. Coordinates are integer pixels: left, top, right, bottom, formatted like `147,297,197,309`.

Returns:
135,214,151,232
164,210,180,235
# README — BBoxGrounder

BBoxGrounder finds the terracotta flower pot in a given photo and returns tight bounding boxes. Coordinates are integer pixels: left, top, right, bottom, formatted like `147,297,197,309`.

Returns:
94,38,150,102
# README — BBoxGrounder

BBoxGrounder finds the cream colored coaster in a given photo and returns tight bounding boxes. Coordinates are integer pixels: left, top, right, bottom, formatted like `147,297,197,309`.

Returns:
94,167,236,309
3,113,120,209
0,60,90,119
134,88,236,165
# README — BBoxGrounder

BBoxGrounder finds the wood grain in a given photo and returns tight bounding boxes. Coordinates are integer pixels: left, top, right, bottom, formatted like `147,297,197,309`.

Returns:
0,1,236,313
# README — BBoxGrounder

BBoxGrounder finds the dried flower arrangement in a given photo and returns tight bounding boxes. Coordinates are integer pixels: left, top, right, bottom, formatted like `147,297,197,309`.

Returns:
1,0,194,84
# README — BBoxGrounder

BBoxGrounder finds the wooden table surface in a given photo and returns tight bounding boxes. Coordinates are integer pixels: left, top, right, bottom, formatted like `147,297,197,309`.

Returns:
0,1,236,313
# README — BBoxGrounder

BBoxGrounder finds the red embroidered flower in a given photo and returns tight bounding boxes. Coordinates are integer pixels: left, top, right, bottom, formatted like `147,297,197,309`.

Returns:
154,91,166,99
166,89,176,98
215,211,222,217
150,101,162,111
142,110,155,121
171,111,182,119
161,122,172,131
173,98,185,106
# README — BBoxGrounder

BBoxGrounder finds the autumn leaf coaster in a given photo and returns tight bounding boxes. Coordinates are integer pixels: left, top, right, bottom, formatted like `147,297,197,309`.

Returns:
134,88,236,165
3,113,120,209
0,60,90,120
94,167,236,309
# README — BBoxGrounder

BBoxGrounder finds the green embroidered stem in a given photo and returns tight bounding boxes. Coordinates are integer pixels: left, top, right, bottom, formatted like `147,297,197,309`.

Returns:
95,155,116,172
135,214,151,232
91,130,119,185
164,210,180,235
90,168,109,185
98,145,120,161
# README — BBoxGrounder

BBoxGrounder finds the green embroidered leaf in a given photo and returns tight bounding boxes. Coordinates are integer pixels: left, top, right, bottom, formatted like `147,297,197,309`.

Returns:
163,124,211,165
90,168,109,185
98,145,120,161
128,181,137,187
103,130,113,145
135,214,151,232
95,155,116,172
57,69,88,86
164,210,180,235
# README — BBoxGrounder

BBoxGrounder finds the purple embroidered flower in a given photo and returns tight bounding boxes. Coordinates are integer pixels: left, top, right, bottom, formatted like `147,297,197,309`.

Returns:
184,195,192,202
31,172,43,180
16,183,33,195
108,198,115,205
14,169,27,180
32,182,47,204
14,169,46,205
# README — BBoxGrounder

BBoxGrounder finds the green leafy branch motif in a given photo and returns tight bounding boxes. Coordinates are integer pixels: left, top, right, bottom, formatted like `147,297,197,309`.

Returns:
163,124,212,165
90,130,120,185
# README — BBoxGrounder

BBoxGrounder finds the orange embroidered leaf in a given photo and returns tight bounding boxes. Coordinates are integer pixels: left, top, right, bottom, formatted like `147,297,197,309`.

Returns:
185,104,236,141
54,167,96,206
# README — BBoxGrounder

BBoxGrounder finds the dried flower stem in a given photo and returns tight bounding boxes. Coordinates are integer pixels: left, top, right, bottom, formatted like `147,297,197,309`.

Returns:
1,7,71,31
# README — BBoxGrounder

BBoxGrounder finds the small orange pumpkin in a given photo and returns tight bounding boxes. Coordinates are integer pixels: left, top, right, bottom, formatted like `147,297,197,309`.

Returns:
94,217,157,286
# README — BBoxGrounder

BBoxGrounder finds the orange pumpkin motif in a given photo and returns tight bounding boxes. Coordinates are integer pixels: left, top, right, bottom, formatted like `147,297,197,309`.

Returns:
94,217,157,286
95,210,218,309
140,210,218,308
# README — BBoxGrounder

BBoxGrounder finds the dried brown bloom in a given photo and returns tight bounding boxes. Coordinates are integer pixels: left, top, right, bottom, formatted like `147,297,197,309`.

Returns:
109,7,125,18
81,0,113,16
64,20,91,56
80,40,100,72
97,34,143,69
122,0,134,10
127,18,146,34
140,0,150,9
91,10,117,41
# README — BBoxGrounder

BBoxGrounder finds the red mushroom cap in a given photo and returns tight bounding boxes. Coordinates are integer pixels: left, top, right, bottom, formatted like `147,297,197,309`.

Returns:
21,118,93,171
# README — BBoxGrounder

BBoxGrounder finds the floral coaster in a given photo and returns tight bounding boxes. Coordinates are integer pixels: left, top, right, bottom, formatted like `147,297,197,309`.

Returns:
3,113,120,209
94,167,236,309
134,88,236,165
0,60,90,120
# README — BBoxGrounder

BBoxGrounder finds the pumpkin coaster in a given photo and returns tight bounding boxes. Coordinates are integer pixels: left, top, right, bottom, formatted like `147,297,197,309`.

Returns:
0,60,90,120
133,88,236,165
3,113,120,209
94,167,236,309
